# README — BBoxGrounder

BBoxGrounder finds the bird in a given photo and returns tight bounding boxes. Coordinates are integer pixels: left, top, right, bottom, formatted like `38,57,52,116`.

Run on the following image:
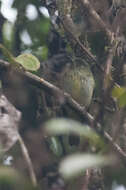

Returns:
40,54,95,156
40,53,95,108
61,57,95,107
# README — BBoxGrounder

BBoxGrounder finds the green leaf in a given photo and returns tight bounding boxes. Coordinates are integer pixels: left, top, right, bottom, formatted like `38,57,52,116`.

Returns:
112,85,126,108
27,18,50,45
118,91,126,108
45,118,93,136
59,153,114,179
45,118,105,149
112,85,126,99
15,53,40,71
2,21,15,51
41,46,48,61
46,137,63,157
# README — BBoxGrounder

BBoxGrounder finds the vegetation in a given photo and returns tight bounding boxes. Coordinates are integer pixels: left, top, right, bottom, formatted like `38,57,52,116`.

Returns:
0,0,126,190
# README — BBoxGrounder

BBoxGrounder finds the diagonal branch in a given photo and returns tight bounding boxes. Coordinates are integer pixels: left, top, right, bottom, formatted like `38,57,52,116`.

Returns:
59,16,97,64
0,59,126,166
18,134,37,186
79,0,114,42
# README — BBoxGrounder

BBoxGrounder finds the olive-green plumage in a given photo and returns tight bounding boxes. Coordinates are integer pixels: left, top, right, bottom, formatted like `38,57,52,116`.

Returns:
61,62,95,107
41,54,95,108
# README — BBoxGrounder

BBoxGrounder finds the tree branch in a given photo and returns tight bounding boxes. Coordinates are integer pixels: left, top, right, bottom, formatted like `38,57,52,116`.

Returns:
0,59,126,165
59,16,97,64
79,0,114,42
18,134,37,187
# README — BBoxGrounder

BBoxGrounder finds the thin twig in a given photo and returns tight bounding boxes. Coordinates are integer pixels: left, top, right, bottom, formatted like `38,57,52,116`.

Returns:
18,134,37,187
79,0,114,42
59,16,97,65
104,131,126,160
78,0,126,156
94,48,115,129
0,59,126,165
81,169,91,190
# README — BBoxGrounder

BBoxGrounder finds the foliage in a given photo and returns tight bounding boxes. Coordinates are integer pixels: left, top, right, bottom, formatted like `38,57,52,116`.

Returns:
45,118,105,150
15,53,40,71
45,118,111,179
1,0,126,190
59,153,113,179
112,85,126,108
0,44,40,71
